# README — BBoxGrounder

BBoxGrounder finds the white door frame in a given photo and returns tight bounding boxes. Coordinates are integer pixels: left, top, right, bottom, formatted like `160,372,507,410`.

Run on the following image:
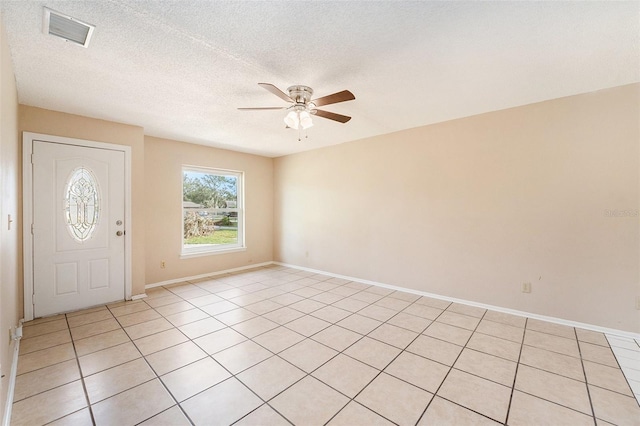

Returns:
23,132,132,321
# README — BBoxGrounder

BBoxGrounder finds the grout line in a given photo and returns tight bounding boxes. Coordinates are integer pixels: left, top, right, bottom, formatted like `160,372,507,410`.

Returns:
152,275,323,418
323,401,391,426
105,303,196,426
413,308,502,425
504,317,528,425
17,336,73,358
575,335,598,426
42,407,90,426
10,368,78,405
230,402,295,426
322,295,438,425
512,389,603,420
219,277,424,424
116,301,201,425
605,334,640,406
209,270,636,422
63,314,97,426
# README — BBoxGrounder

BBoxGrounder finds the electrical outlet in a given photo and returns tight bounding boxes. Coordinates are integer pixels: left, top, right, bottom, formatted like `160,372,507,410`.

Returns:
522,282,532,293
160,261,166,269
10,326,21,341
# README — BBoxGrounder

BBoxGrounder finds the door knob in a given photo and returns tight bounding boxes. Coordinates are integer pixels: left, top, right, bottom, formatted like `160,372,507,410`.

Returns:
116,231,123,236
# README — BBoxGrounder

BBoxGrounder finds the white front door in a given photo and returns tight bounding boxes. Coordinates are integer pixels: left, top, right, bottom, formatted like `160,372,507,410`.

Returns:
32,141,126,317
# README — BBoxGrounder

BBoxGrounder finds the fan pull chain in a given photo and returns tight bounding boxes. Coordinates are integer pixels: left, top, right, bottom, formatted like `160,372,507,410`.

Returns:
297,128,309,142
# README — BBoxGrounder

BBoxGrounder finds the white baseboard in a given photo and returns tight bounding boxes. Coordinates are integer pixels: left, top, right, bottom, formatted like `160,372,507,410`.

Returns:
3,320,23,426
274,262,640,340
144,259,637,340
145,261,274,290
131,293,147,301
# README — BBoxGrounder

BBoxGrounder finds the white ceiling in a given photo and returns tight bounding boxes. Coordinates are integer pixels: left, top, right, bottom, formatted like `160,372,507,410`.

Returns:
1,1,638,157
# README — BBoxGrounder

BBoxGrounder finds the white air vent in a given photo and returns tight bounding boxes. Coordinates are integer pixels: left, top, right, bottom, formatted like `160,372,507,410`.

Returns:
43,8,95,48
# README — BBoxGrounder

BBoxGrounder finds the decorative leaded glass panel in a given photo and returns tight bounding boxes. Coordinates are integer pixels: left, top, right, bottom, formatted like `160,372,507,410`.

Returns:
64,167,100,241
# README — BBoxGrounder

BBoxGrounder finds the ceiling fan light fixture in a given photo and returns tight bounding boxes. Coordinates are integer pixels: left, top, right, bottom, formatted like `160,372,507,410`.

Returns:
284,110,299,129
299,111,313,129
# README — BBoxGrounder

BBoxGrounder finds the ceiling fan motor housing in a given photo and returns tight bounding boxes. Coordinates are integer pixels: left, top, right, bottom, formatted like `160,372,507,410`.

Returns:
287,85,314,106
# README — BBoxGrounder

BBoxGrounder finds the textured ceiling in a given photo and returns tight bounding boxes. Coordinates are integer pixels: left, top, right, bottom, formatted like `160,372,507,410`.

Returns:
1,1,638,157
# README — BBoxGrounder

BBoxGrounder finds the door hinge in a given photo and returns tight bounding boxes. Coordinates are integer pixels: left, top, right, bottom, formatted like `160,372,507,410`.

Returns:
31,224,34,234
32,293,35,304
31,153,34,164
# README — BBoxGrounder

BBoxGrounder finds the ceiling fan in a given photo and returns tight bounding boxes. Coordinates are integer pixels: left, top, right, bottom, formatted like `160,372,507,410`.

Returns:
239,83,355,130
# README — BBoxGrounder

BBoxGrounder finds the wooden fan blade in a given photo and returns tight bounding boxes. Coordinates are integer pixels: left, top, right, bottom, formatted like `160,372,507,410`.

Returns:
238,107,286,110
312,109,352,123
312,90,355,107
258,83,293,103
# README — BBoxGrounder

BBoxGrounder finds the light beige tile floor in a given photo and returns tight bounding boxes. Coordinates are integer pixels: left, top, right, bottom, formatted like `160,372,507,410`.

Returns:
11,265,640,425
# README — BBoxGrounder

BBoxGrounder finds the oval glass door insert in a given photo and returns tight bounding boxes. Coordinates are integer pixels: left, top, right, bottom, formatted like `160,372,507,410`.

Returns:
64,167,100,242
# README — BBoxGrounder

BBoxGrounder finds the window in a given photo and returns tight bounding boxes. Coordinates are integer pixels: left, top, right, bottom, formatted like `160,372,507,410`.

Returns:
182,166,244,256
65,167,100,242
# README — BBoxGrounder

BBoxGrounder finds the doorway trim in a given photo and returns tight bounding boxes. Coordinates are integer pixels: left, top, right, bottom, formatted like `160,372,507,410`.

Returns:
22,132,132,321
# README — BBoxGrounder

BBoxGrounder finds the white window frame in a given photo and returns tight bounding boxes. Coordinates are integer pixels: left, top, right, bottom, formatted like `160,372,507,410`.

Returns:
181,166,245,257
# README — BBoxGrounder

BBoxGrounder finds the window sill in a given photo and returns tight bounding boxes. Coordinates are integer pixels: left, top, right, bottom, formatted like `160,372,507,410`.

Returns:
180,246,246,259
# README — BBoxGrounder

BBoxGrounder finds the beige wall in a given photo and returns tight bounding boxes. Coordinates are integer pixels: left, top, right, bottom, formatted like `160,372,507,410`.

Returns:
144,136,273,284
274,84,640,333
19,106,147,296
0,17,20,420
16,108,276,294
